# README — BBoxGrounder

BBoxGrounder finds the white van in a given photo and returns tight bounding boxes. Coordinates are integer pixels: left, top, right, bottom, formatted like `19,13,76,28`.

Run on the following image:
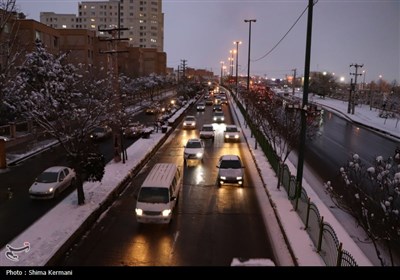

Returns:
135,163,182,224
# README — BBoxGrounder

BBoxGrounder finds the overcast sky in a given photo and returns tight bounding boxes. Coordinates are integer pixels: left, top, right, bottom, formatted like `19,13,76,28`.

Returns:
17,0,399,83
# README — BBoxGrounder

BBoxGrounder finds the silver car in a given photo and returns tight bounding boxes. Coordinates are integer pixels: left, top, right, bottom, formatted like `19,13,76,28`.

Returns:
216,155,244,187
29,166,76,199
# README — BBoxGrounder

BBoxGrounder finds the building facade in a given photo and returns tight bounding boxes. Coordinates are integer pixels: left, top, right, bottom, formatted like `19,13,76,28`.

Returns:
40,0,164,52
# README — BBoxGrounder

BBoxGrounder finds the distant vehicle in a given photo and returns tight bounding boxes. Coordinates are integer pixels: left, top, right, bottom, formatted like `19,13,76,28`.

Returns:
90,126,112,140
205,99,213,106
29,166,76,199
216,155,244,187
145,106,157,114
213,104,222,111
123,122,145,139
135,163,182,224
212,111,225,123
199,124,215,140
183,138,205,164
196,102,206,111
224,125,240,142
183,115,196,129
220,95,228,105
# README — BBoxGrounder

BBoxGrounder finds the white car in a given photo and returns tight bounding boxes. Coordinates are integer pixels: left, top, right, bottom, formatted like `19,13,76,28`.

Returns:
29,166,76,199
199,124,215,140
216,155,244,187
90,126,112,140
224,125,240,142
196,102,206,111
182,115,196,129
184,138,205,163
213,111,225,123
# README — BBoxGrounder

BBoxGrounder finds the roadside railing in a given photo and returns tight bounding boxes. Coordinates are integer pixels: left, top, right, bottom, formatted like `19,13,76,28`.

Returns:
230,90,358,266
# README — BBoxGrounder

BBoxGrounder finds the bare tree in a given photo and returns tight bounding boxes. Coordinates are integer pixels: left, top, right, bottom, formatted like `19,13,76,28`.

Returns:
0,0,25,123
249,92,320,189
3,39,108,205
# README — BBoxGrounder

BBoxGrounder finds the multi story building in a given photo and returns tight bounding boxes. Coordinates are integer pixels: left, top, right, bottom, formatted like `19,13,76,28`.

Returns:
40,0,164,52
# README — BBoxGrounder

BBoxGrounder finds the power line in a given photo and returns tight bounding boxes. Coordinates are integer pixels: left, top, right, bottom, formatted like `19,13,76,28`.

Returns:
252,1,318,62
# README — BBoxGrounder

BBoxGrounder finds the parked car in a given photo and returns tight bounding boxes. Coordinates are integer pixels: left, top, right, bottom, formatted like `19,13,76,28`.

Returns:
90,126,112,141
224,125,240,142
184,138,205,164
199,124,215,140
196,102,206,111
183,115,196,129
123,122,145,138
216,155,244,187
29,166,76,199
213,111,225,123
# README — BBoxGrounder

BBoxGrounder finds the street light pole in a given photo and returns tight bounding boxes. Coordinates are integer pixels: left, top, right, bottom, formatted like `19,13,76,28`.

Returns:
244,19,256,106
234,41,241,97
295,0,314,209
220,61,224,85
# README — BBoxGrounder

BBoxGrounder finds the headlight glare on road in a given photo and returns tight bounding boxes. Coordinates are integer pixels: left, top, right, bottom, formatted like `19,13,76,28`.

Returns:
135,208,143,216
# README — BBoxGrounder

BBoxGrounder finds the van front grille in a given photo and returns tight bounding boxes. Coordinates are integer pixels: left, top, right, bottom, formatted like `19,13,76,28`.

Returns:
144,211,162,216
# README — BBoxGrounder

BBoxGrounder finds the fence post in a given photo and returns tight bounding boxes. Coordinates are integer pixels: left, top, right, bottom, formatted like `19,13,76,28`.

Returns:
305,197,311,229
317,216,324,252
336,242,343,266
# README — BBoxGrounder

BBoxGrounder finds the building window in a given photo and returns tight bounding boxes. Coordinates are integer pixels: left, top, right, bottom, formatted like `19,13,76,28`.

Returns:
54,36,58,47
35,30,41,40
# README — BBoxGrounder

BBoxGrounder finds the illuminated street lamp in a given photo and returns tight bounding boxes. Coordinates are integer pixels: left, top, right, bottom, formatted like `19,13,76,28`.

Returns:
233,41,242,96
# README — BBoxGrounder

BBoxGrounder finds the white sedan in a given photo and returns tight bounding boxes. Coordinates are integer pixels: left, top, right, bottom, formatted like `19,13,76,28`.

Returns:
184,138,205,165
224,125,240,142
29,166,76,199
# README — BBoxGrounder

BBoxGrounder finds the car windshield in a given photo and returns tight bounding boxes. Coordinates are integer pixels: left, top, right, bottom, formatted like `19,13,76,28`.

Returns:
185,117,195,121
226,127,238,132
36,172,58,183
214,112,224,116
138,187,169,204
202,126,213,131
220,160,242,169
187,141,202,148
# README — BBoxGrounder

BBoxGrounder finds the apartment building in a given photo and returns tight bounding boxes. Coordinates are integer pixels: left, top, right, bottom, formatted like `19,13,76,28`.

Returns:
40,0,164,52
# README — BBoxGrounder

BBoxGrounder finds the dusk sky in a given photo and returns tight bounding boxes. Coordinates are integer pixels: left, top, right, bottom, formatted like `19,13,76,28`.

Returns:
17,0,399,83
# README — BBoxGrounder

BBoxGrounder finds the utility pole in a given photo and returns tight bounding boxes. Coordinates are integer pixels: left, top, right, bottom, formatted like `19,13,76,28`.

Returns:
349,63,363,114
292,68,297,95
296,0,314,209
98,3,129,163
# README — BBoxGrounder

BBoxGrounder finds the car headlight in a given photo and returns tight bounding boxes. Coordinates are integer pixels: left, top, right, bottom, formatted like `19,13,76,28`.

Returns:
221,117,225,121
213,117,217,121
225,135,229,138
162,209,171,217
196,152,203,158
220,176,226,180
234,135,239,139
236,176,243,180
135,208,143,216
49,187,54,193
183,122,187,126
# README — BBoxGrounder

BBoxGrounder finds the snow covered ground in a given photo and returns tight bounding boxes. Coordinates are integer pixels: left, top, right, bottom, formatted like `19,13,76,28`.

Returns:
1,90,396,267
